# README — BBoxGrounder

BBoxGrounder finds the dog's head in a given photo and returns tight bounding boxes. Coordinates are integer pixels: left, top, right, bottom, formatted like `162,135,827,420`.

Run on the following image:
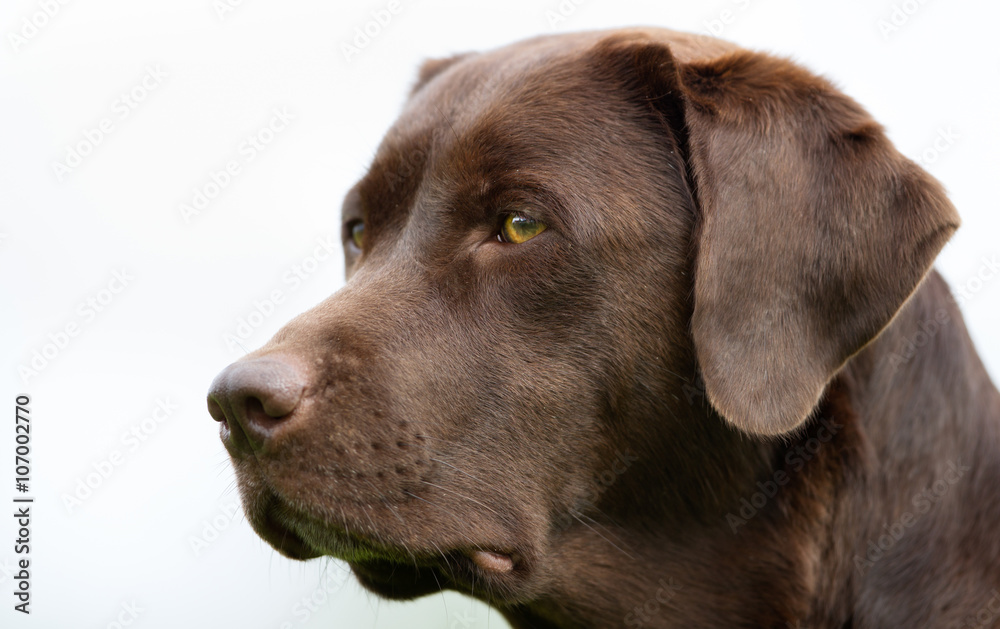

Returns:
208,28,957,610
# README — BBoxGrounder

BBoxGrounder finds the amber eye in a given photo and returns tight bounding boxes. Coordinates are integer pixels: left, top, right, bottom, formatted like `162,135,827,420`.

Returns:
346,220,365,249
500,214,546,244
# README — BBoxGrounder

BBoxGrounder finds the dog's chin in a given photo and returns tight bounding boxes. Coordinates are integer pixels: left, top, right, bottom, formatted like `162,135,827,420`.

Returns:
244,493,531,603
348,548,528,604
247,519,445,600
250,501,324,560
244,488,530,600
349,558,448,600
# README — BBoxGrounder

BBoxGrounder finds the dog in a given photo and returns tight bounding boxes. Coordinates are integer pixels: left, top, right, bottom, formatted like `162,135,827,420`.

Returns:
207,28,1000,628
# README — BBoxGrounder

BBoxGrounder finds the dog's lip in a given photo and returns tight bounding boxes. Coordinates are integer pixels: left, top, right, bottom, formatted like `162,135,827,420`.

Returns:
251,493,525,582
256,503,323,560
348,556,445,600
319,535,520,578
280,507,522,575
348,546,525,602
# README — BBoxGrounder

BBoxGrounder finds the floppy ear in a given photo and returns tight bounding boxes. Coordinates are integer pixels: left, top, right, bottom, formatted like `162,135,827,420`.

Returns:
409,53,471,96
594,35,960,436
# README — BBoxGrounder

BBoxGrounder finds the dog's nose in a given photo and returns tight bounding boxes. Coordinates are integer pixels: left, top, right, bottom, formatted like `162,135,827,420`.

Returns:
207,356,307,455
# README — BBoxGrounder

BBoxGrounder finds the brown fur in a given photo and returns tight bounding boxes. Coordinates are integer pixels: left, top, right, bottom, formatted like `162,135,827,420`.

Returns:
208,28,1000,628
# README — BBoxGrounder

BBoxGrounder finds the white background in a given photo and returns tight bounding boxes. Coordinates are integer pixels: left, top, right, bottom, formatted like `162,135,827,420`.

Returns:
1,0,997,627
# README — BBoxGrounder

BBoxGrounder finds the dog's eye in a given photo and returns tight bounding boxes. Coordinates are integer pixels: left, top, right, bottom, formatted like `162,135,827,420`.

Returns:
345,220,365,250
499,214,546,244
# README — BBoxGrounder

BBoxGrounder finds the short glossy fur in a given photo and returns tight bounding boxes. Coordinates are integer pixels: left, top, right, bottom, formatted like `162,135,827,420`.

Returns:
208,29,1000,628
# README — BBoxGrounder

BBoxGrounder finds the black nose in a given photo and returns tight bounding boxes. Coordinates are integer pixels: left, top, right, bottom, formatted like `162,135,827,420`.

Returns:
207,356,307,455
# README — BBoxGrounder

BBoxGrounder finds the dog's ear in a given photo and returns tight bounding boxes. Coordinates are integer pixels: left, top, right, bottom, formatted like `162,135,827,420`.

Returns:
594,35,960,436
410,53,471,96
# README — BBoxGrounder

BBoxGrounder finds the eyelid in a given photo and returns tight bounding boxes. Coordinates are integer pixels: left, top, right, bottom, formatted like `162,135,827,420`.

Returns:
493,187,562,232
497,202,545,224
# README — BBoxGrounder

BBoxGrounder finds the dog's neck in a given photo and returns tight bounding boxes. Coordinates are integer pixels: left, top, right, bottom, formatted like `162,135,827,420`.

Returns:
499,271,1000,628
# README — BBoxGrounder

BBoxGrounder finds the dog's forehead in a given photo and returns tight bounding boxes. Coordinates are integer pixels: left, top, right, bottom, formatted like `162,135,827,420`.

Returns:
372,27,736,166
354,28,737,235
388,42,582,156
357,39,596,228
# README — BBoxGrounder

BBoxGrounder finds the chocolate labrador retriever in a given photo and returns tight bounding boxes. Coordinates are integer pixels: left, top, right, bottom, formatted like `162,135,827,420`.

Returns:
208,28,1000,628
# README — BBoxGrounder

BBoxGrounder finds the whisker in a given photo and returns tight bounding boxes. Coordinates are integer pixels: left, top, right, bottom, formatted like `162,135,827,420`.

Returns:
571,512,635,560
418,434,490,458
430,457,490,486
416,479,509,522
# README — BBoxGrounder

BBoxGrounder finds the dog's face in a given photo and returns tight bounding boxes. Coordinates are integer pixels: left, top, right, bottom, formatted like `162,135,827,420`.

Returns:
209,28,958,615
216,33,702,604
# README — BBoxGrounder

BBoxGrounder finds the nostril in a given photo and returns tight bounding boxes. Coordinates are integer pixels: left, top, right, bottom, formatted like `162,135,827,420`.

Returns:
243,396,283,434
256,380,301,419
207,397,228,427
207,356,308,455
